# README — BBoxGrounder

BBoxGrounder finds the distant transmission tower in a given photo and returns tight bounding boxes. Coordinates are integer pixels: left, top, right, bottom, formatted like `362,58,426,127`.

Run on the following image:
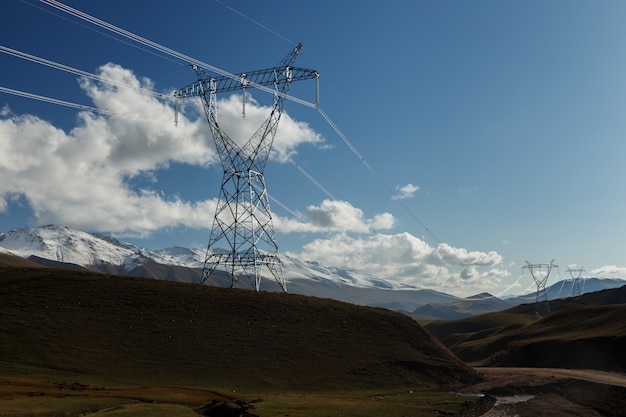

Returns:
175,44,318,292
523,260,558,318
566,266,585,298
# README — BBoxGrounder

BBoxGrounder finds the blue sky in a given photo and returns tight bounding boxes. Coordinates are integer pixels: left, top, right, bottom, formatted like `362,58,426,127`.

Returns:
2,0,626,296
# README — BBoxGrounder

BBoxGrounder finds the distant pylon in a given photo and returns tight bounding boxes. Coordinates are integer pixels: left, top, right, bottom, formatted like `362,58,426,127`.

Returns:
566,266,585,298
175,44,318,292
523,260,558,318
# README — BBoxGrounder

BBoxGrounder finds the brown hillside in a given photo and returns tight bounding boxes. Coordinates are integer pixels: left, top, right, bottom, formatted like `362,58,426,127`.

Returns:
498,303,626,370
426,300,626,372
0,266,479,392
0,252,43,268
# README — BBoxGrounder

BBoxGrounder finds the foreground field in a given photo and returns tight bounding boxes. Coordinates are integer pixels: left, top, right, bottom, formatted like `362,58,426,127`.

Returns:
6,265,625,415
0,265,481,416
3,367,626,416
0,373,480,417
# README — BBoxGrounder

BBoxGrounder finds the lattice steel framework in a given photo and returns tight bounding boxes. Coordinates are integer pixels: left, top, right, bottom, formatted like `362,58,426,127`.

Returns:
523,260,558,318
566,266,585,298
175,44,318,292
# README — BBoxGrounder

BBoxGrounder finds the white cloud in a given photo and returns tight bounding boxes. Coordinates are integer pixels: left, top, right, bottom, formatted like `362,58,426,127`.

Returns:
591,265,626,278
428,243,502,267
288,231,508,295
274,199,396,233
391,183,419,200
0,63,325,237
204,93,325,162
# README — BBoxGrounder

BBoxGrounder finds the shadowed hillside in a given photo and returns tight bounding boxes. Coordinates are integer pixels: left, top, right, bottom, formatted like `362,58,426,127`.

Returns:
0,252,43,268
426,286,626,371
0,265,480,392
411,292,517,320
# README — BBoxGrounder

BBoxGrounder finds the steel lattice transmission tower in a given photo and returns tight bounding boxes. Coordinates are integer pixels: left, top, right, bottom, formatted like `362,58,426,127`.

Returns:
523,260,558,318
175,44,318,292
566,266,585,298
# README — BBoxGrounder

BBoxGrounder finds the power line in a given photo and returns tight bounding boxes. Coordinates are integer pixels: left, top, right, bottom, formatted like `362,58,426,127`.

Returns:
215,0,294,45
289,159,336,200
20,0,182,65
36,0,442,244
317,106,441,244
0,45,169,100
8,1,515,298
0,86,161,124
38,0,318,109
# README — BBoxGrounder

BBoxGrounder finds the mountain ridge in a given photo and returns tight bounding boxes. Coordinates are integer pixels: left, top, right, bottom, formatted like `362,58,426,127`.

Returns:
2,224,625,315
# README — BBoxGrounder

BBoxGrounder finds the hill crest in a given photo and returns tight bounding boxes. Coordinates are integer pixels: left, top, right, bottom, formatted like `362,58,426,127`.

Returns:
0,265,479,390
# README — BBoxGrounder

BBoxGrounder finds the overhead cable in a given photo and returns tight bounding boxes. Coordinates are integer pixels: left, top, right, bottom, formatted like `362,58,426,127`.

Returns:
317,105,442,244
36,0,441,243
268,194,305,222
0,86,161,124
215,0,294,45
289,159,336,200
39,0,318,109
0,45,169,100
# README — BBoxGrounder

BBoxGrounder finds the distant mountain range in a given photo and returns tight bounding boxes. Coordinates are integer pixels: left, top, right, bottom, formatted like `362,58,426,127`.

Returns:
1,224,625,317
409,276,626,320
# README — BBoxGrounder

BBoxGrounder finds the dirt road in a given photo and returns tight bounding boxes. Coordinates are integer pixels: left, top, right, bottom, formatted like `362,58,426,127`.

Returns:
458,367,626,417
471,367,626,390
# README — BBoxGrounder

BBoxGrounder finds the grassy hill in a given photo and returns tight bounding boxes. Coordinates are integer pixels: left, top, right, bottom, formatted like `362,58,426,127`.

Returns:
0,264,479,393
425,286,626,371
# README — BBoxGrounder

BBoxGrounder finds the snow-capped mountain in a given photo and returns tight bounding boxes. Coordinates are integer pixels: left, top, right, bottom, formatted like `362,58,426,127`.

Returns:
0,225,205,270
5,225,622,315
0,225,412,288
0,225,455,311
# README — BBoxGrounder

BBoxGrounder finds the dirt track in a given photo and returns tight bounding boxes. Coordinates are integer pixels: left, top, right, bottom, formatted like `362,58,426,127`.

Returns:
458,367,626,417
470,367,626,390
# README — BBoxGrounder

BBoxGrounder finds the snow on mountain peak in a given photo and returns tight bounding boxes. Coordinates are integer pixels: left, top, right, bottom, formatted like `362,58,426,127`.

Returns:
0,224,415,291
0,225,137,267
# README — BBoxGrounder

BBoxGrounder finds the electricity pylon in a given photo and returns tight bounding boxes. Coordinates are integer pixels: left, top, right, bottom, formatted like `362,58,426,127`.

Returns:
523,260,558,318
175,44,318,292
566,266,585,298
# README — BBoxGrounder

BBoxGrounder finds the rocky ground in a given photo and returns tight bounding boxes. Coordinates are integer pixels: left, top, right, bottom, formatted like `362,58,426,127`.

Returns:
458,367,626,417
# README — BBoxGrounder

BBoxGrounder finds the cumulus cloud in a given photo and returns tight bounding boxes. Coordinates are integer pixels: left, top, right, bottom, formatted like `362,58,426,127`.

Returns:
0,62,511,295
428,243,502,267
287,231,509,295
591,265,626,277
0,63,325,236
274,199,396,234
391,183,419,200
201,93,325,161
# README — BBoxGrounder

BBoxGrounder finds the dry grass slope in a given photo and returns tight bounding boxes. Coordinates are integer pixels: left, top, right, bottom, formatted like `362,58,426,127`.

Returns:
0,265,480,393
426,289,626,371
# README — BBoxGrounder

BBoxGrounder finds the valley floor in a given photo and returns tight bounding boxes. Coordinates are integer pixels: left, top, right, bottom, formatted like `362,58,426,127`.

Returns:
459,367,626,417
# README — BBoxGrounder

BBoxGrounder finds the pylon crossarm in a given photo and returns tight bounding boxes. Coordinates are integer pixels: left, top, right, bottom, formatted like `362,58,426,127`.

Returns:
176,66,318,98
566,267,585,279
566,266,585,298
523,260,558,317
